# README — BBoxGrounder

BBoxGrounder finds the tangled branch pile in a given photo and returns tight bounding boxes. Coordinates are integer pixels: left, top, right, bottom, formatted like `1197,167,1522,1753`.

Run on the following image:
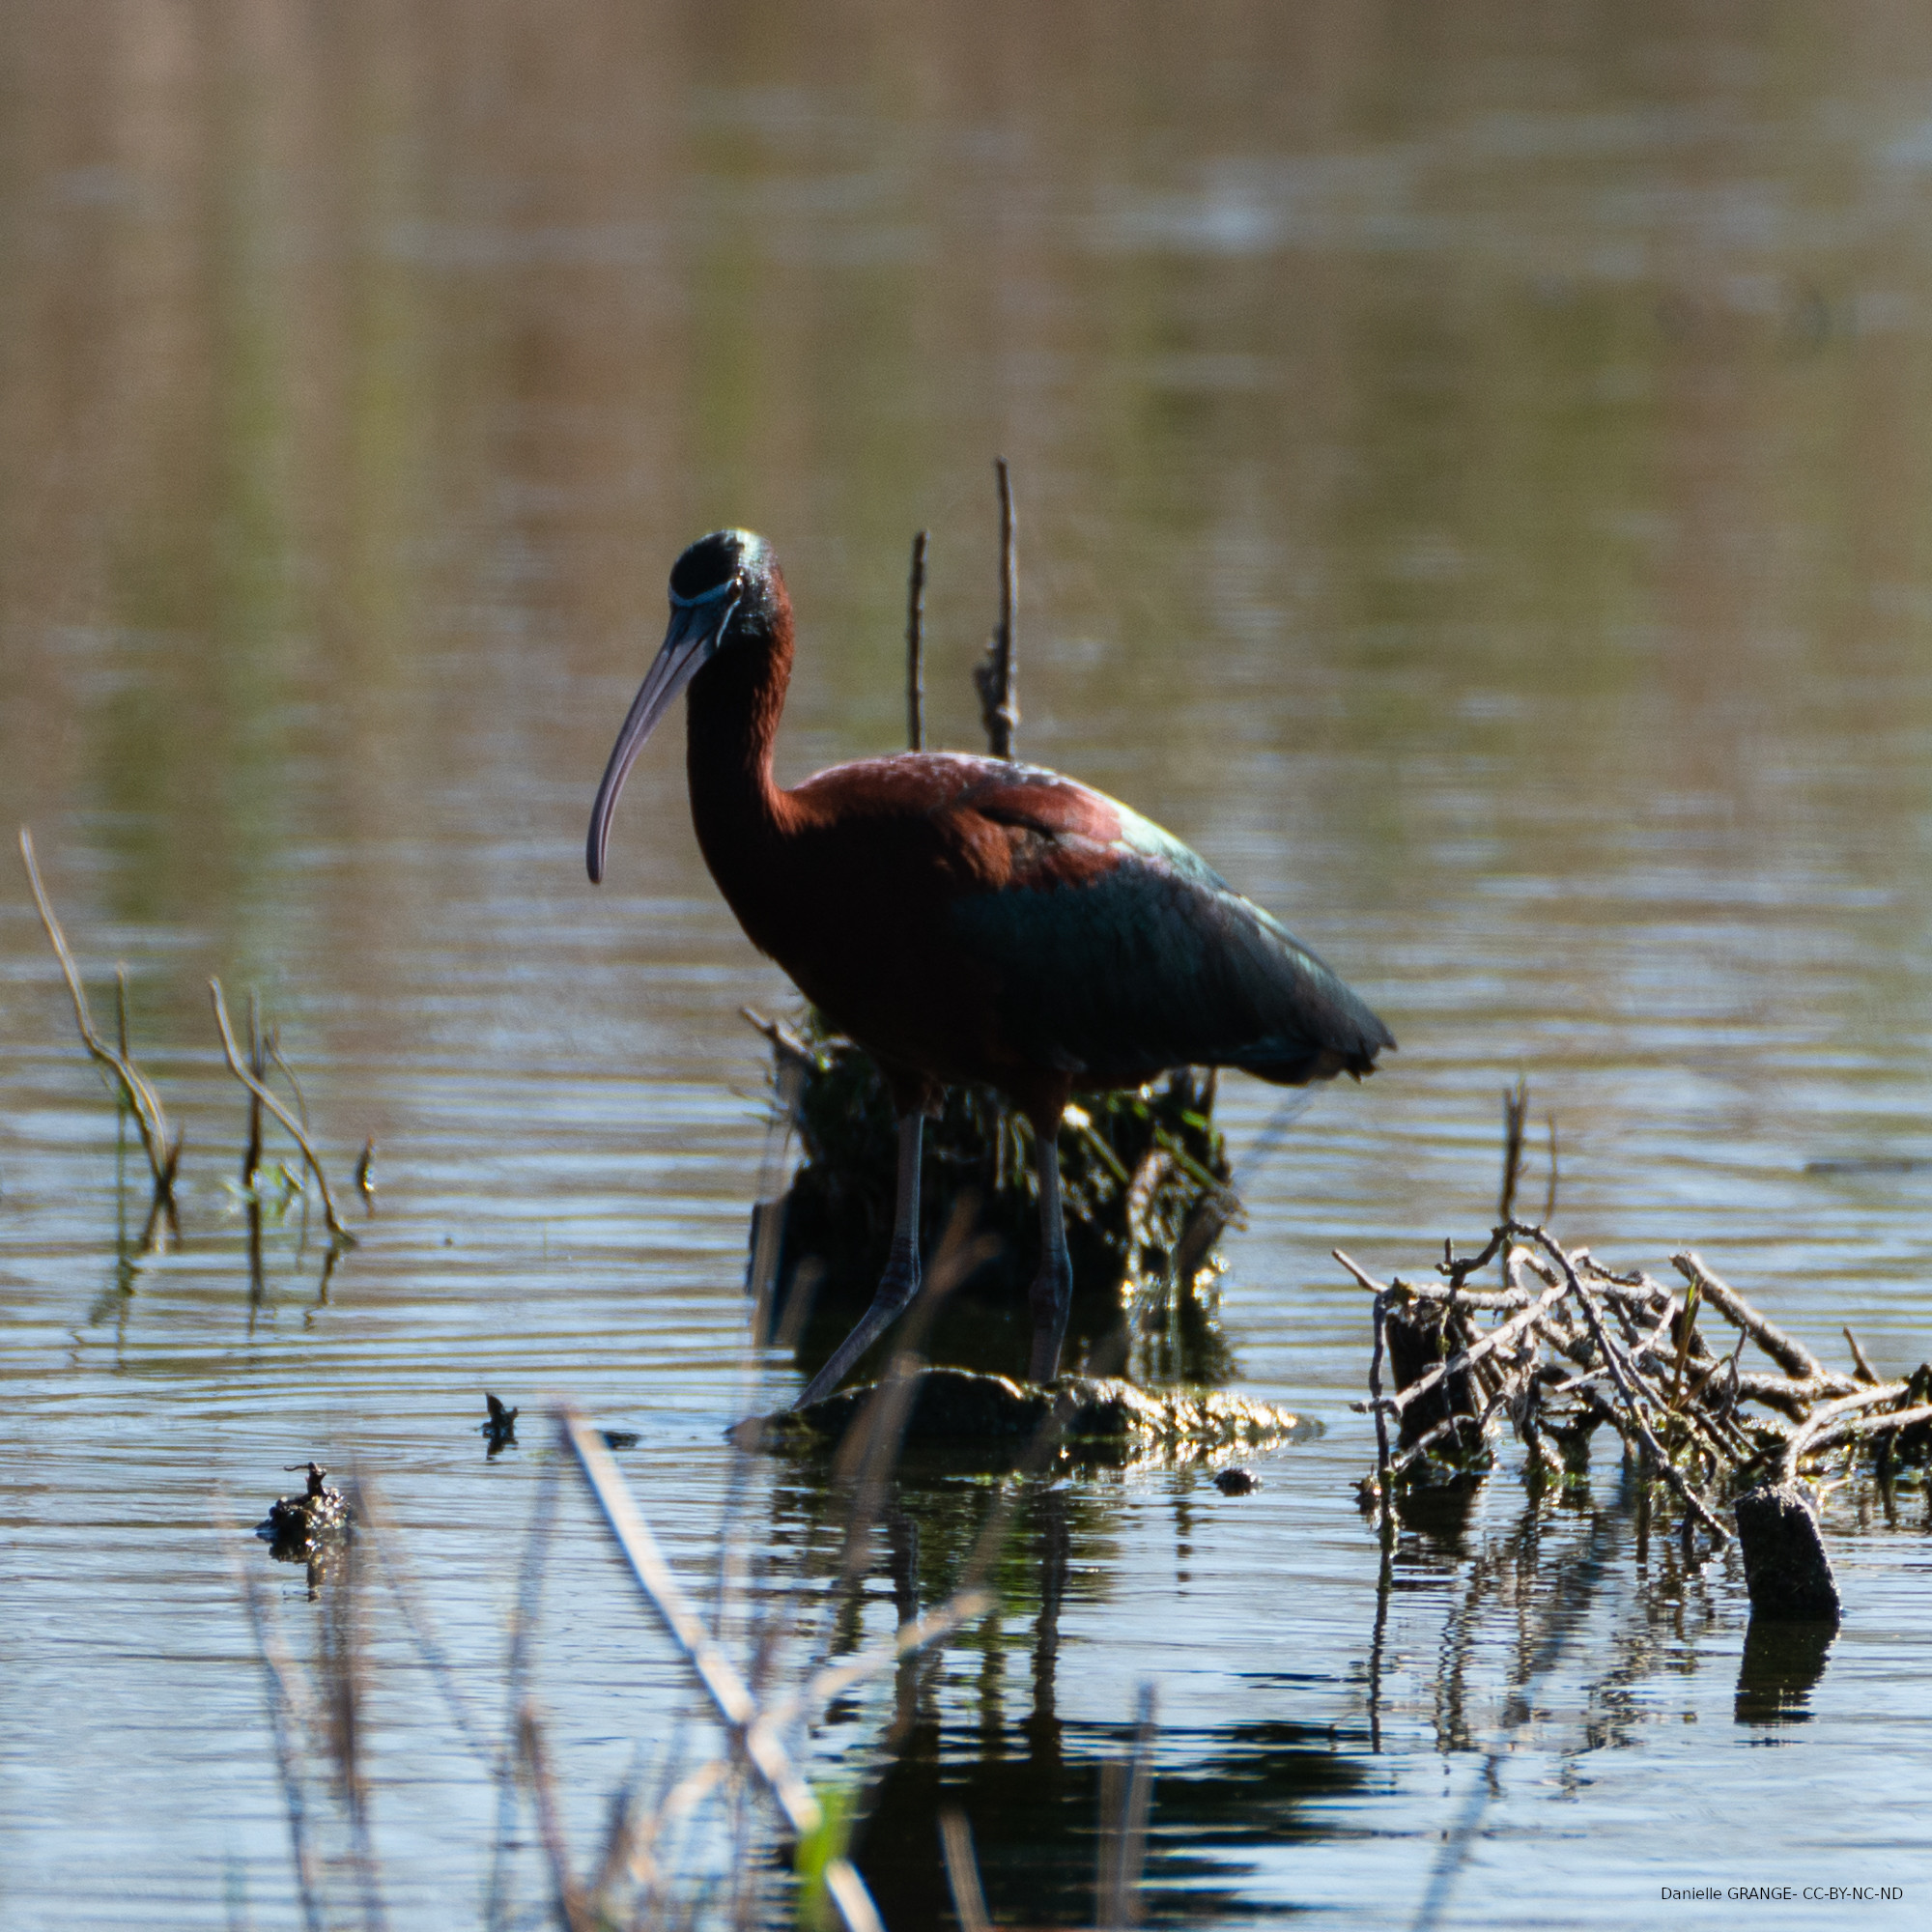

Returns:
1340,1221,1932,1543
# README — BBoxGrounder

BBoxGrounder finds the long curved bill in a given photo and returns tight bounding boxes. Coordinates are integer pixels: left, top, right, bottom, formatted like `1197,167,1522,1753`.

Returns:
586,584,739,882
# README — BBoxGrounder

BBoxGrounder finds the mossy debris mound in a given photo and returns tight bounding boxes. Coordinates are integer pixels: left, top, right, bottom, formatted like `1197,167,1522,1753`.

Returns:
735,1366,1314,1473
759,1015,1239,1385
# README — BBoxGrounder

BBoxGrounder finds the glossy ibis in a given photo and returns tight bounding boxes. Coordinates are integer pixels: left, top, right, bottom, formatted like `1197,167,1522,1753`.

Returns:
588,529,1394,1406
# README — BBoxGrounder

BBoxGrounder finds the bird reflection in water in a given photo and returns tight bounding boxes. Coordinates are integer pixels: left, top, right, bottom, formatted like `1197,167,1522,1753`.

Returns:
786,1474,1364,1926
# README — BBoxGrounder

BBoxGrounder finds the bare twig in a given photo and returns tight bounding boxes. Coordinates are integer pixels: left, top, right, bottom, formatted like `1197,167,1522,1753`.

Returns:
761,1591,993,1731
1670,1251,1835,1385
269,1036,312,1135
1497,1078,1528,1226
743,1212,1003,1790
974,459,1019,758
20,828,182,1208
1793,1403,1932,1464
906,529,928,753
209,979,355,1246
582,1774,643,1923
814,1203,999,1593
1368,1277,1564,1422
1722,1368,1866,1412
1386,1394,1516,1482
714,1022,817,1753
1331,1247,1389,1298
1843,1325,1880,1385
1525,1229,1729,1542
242,991,266,1189
778,1256,1091,1860
1614,1339,1748,1470
1436,1226,1511,1293
1395,1281,1543,1314
743,1044,809,1356
623,1759,730,1913
1367,1288,1393,1531
1778,1381,1920,1482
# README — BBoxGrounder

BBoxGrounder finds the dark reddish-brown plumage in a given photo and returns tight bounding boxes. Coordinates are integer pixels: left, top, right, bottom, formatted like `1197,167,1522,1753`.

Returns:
589,529,1393,1404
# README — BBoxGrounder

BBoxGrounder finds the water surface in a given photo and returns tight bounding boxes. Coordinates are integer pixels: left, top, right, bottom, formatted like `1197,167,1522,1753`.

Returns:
4,5,1932,1926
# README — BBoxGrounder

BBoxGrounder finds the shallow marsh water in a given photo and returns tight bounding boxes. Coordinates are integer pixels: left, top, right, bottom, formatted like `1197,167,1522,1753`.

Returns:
5,4,1932,1926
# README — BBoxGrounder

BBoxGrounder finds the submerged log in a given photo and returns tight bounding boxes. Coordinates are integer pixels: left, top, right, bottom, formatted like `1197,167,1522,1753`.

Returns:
1383,1298,1489,1468
733,1365,1313,1472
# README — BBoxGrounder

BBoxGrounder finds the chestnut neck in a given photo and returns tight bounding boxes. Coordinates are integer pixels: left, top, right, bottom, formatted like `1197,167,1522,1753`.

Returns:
682,586,804,932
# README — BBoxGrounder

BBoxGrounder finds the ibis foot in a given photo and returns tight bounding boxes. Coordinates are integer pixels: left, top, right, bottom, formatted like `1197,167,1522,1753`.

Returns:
793,1247,920,1410
1026,1254,1073,1385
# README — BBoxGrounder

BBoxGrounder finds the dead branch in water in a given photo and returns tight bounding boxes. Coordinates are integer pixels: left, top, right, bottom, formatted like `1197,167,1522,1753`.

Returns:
242,990,267,1189
974,458,1019,758
1527,1227,1731,1542
1670,1251,1833,1384
209,978,355,1247
1497,1077,1528,1226
1346,1078,1931,1549
1365,1282,1393,1539
906,527,928,753
1350,1221,1928,1534
19,828,183,1234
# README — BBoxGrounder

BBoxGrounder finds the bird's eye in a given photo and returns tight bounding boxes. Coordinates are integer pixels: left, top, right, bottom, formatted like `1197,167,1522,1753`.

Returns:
669,531,750,603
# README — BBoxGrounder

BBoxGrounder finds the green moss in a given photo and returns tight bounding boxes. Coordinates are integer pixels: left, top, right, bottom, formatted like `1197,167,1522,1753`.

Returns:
736,1367,1316,1475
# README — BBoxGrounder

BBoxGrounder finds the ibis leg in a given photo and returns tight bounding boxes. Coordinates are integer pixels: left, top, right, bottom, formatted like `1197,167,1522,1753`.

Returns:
792,1112,923,1409
1027,1124,1074,1384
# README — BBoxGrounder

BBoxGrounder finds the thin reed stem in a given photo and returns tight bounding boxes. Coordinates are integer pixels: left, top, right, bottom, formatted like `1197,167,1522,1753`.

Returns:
209,979,354,1245
556,1409,886,1932
20,828,182,1211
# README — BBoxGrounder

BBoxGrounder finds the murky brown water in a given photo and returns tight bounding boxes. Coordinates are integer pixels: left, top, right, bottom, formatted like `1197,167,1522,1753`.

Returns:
6,4,1932,1925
